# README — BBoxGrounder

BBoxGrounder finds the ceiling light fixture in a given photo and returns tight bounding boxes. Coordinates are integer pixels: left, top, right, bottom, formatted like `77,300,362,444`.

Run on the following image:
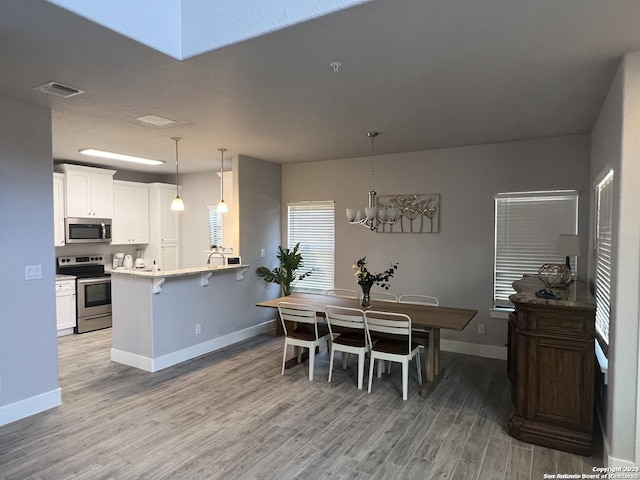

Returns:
346,132,399,231
170,137,184,211
136,114,177,126
217,148,229,214
79,148,164,166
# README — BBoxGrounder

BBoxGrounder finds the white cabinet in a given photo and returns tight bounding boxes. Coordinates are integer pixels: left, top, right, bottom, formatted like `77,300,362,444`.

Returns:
55,278,76,335
146,183,181,270
60,164,116,218
53,173,65,246
112,181,149,244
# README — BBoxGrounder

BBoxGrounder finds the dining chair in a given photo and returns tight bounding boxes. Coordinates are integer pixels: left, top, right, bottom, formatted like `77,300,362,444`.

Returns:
325,306,370,389
325,288,359,300
277,302,331,381
370,292,398,303
398,295,439,372
398,294,439,306
364,310,422,400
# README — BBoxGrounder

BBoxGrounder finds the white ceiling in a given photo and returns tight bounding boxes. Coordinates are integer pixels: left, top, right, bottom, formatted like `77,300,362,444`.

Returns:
3,0,640,174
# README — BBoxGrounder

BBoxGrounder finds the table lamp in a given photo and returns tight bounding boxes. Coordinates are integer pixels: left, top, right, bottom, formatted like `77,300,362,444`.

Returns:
556,233,581,282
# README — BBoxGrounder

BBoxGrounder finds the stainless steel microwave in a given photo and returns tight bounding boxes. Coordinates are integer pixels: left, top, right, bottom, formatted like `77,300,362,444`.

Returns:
65,217,112,244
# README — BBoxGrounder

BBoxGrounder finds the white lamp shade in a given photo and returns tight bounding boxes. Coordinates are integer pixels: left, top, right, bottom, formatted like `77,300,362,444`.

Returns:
365,206,377,220
171,196,184,211
217,199,229,213
346,208,357,221
556,234,581,256
355,209,365,221
377,208,387,221
386,207,399,221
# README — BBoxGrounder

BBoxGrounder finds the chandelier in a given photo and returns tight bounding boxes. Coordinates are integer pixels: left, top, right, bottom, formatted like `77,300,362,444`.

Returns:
346,132,399,230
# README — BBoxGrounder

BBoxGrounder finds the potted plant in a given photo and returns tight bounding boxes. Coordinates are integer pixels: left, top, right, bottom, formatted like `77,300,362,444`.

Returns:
256,243,312,296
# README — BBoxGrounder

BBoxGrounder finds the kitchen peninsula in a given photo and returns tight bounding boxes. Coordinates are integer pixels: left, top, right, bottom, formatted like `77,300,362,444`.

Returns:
110,264,267,372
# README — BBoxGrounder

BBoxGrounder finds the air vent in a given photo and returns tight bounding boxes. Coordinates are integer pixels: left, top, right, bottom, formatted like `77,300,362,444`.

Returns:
32,81,85,98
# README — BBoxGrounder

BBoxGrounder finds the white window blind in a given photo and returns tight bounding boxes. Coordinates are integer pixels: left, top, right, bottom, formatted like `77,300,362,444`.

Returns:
207,205,223,248
595,171,613,352
494,190,579,307
288,201,335,293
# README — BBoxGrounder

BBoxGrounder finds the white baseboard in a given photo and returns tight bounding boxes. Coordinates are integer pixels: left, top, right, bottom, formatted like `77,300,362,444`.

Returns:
440,339,507,360
111,320,276,372
0,388,61,427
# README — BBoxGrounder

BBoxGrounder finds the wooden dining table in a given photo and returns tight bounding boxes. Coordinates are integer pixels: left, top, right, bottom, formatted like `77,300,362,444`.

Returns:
256,292,478,398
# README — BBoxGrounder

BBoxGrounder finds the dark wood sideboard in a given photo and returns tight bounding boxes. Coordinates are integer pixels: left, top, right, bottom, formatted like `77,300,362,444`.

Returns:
507,275,596,456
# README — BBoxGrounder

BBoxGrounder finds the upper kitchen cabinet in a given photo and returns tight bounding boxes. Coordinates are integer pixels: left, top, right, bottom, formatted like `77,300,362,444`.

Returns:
53,173,65,246
59,164,116,218
112,180,149,245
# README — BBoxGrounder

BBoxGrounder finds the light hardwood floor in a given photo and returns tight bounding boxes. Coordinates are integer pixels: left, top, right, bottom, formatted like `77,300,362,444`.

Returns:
0,329,602,479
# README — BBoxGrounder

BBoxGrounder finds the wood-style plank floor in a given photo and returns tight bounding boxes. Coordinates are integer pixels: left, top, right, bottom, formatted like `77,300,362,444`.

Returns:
0,329,603,479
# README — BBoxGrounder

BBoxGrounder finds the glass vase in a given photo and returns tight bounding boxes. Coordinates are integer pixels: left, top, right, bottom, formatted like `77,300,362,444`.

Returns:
360,282,372,308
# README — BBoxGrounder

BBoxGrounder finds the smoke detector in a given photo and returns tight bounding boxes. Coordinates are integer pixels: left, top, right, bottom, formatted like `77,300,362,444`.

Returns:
33,81,85,98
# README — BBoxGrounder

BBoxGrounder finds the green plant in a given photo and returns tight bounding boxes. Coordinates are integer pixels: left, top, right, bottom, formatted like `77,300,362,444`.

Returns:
256,243,312,296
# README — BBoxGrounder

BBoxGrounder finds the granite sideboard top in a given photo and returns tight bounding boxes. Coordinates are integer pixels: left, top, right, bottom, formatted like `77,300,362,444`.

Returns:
509,274,596,309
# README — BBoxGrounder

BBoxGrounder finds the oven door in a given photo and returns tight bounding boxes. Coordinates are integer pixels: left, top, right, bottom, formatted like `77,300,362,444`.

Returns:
77,277,112,318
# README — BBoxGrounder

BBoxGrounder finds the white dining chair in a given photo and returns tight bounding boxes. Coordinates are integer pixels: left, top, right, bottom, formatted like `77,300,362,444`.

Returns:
398,294,438,373
278,302,331,381
325,306,370,389
370,292,398,303
364,310,422,400
325,288,359,300
398,294,438,306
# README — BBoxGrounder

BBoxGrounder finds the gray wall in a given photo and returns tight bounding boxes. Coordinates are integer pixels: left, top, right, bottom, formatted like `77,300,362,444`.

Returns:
236,154,282,323
0,95,60,423
591,51,640,466
282,134,591,349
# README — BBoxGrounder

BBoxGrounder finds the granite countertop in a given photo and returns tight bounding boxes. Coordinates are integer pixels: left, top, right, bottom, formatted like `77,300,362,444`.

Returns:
509,274,596,309
55,274,76,281
110,264,249,279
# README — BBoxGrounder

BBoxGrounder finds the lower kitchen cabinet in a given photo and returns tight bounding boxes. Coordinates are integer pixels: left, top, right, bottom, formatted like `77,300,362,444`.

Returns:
507,275,596,456
56,278,76,336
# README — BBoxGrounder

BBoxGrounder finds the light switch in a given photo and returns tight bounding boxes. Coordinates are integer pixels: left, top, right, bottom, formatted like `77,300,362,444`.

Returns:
25,265,42,280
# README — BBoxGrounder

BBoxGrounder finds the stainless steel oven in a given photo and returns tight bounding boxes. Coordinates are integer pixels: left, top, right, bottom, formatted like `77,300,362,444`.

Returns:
57,255,112,334
76,276,112,333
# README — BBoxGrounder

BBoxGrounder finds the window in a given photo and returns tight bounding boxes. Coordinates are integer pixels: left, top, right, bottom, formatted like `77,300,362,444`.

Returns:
207,205,223,248
595,170,613,353
494,190,579,307
288,201,335,293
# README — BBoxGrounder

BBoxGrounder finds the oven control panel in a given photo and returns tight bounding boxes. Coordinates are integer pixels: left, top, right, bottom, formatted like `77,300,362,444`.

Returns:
57,255,105,266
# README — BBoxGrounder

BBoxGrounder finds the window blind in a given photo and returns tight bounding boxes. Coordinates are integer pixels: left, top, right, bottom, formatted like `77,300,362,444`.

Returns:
288,201,335,293
207,206,223,248
494,190,579,307
595,171,613,352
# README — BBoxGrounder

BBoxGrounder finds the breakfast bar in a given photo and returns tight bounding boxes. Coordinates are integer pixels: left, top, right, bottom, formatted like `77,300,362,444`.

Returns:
110,264,266,372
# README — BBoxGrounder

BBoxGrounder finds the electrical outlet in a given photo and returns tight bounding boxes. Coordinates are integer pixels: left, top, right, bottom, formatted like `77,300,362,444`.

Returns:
477,323,486,335
195,324,201,335
260,249,265,258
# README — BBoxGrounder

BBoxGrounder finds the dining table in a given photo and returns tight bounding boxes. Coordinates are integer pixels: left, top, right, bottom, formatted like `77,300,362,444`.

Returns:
256,292,478,398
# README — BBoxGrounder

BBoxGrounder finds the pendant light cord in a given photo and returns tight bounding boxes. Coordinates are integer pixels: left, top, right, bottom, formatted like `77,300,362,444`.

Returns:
368,132,378,193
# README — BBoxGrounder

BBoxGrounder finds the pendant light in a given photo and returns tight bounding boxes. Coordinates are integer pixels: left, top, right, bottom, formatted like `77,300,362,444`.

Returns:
217,148,229,213
170,137,185,211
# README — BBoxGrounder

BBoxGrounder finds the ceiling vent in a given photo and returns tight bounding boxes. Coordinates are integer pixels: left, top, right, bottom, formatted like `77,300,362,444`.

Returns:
32,81,85,98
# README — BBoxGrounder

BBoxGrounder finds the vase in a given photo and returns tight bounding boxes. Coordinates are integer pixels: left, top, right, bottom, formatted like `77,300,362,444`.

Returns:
360,282,372,308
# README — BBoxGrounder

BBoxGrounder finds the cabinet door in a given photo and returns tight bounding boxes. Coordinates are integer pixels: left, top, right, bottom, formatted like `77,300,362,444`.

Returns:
160,243,180,271
91,173,114,218
159,187,180,243
112,182,149,244
56,289,76,330
53,174,65,246
65,170,91,217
